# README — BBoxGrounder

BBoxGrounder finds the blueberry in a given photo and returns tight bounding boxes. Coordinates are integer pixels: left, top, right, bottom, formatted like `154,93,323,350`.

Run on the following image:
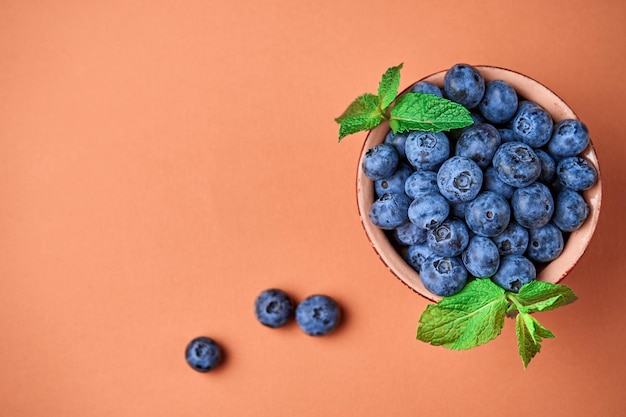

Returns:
478,80,519,124
375,163,412,197
514,100,541,115
553,189,589,232
498,127,517,143
534,149,557,183
362,144,399,181
547,119,590,158
443,63,485,109
407,192,450,230
405,131,450,171
448,112,485,141
437,156,483,203
526,222,564,263
254,289,295,328
427,218,470,257
404,170,439,199
295,295,341,336
462,236,500,278
482,166,515,199
491,221,529,256
369,193,411,230
455,123,502,169
411,81,444,97
394,221,428,246
420,254,468,296
464,191,511,237
450,200,470,219
492,141,541,188
556,156,598,190
511,103,553,147
406,242,433,273
185,336,222,372
492,255,536,292
384,130,408,160
511,182,554,229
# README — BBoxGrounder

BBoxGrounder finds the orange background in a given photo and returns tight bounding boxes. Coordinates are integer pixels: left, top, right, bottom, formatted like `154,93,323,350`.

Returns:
1,1,625,416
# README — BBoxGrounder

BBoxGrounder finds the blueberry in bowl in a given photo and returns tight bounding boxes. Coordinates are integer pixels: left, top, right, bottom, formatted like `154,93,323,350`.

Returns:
356,65,602,301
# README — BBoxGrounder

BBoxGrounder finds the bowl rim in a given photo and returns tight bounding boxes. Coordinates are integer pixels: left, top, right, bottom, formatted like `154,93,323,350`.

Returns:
356,65,603,302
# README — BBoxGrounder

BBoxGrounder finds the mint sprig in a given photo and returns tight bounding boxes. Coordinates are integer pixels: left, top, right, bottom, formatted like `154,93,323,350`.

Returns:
416,279,577,369
335,64,473,142
416,279,507,350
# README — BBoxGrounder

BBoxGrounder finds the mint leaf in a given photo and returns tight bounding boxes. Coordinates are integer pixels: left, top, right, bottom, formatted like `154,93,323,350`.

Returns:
516,312,555,368
416,279,508,350
335,93,383,142
377,63,403,111
335,93,379,123
389,93,473,133
508,281,578,315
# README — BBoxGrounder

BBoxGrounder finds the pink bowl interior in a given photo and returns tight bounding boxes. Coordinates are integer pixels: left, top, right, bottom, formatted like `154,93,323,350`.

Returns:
356,66,602,302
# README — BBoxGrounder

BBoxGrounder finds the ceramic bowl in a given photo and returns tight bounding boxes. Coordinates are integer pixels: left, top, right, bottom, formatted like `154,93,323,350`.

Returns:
356,66,602,301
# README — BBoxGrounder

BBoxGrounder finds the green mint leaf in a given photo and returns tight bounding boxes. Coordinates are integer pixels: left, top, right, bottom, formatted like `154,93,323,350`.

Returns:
335,93,383,142
508,281,578,315
335,93,379,123
416,279,508,350
377,63,403,111
389,92,473,133
516,313,555,369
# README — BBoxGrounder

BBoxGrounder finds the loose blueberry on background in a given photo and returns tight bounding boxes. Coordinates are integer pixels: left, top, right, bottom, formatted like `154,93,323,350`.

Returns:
410,80,444,97
405,131,450,171
185,336,222,373
437,156,483,203
455,123,502,169
492,255,536,292
511,103,553,148
407,192,450,230
478,79,519,124
420,254,468,296
375,163,412,197
362,143,399,181
462,236,500,278
443,63,485,109
464,191,511,237
427,218,470,257
556,156,598,191
547,119,590,158
295,295,341,336
526,222,565,263
511,182,554,229
369,193,412,230
254,289,295,328
404,170,439,199
491,221,529,256
553,189,589,232
492,141,541,188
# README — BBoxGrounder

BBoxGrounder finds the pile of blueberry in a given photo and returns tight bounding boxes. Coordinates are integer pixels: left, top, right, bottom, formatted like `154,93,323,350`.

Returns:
254,289,341,336
185,290,341,372
364,63,597,297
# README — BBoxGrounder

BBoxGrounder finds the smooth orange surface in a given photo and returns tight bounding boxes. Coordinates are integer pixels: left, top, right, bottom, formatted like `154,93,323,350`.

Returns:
1,1,625,416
